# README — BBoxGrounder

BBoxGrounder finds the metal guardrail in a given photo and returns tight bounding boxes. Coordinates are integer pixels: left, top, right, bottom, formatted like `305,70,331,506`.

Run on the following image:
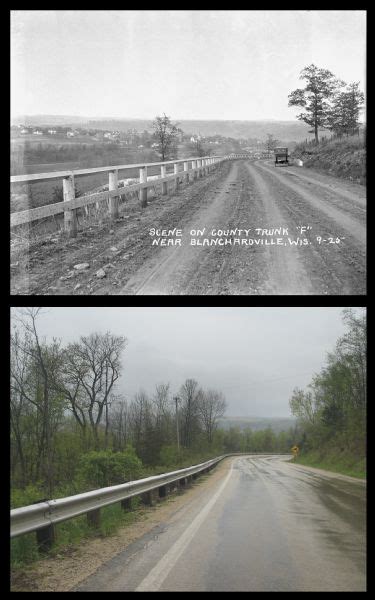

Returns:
10,454,227,539
10,453,291,550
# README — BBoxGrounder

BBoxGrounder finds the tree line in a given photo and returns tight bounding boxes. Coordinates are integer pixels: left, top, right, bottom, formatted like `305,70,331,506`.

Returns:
288,64,365,143
289,308,366,462
10,309,297,503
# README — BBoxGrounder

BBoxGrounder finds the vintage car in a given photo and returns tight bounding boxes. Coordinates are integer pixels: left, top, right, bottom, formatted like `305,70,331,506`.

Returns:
274,147,289,166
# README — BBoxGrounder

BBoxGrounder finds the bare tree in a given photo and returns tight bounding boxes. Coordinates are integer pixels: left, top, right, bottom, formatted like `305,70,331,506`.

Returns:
63,332,127,449
198,389,227,444
179,379,201,448
11,308,65,494
109,395,129,451
152,113,179,160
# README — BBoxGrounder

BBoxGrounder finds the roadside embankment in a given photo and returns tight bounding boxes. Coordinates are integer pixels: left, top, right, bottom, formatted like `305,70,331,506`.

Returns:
291,134,366,185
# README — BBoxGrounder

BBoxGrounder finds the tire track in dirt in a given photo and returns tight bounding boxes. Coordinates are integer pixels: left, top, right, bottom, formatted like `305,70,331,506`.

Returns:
251,161,366,295
244,163,315,295
256,162,366,246
119,163,243,295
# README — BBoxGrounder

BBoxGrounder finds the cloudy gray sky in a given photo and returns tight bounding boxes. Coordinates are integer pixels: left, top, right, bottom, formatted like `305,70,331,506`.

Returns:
11,10,366,120
10,307,360,417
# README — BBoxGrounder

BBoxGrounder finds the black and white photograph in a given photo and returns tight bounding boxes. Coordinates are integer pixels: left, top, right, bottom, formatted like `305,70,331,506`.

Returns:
10,10,366,296
10,306,366,591
9,8,367,594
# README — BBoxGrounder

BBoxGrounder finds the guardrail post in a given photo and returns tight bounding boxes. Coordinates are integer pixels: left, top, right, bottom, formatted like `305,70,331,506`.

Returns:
109,169,119,220
174,163,179,191
139,166,147,207
63,175,77,237
161,165,167,195
158,485,167,499
36,524,55,552
184,161,189,183
121,498,132,511
179,477,186,489
141,491,153,506
87,508,101,528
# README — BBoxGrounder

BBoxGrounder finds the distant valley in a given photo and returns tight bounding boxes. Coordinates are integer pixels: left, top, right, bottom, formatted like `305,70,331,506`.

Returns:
218,416,296,433
12,115,316,143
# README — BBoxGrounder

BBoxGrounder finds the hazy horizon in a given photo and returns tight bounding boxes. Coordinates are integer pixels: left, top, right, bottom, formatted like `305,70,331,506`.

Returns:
11,114,319,123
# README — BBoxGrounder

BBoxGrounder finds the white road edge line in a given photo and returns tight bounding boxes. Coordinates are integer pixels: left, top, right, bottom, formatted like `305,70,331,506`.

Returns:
135,458,236,591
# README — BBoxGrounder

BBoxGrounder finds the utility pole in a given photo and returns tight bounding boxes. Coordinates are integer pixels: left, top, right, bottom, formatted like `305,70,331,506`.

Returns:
174,396,180,451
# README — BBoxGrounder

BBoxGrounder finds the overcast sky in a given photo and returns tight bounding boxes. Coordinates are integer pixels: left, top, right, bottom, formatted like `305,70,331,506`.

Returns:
10,307,361,418
11,10,366,121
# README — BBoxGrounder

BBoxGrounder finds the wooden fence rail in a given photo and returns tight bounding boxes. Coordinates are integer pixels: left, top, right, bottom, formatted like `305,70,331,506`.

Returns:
10,154,250,236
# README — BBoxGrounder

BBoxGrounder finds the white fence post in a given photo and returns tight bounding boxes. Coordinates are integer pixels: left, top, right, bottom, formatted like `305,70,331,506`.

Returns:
139,166,147,207
191,160,198,180
109,170,119,219
184,161,189,183
174,163,179,191
63,175,77,237
161,164,167,195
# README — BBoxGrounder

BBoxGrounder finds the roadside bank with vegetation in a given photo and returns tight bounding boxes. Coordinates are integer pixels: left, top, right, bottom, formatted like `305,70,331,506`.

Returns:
291,133,366,185
289,308,366,480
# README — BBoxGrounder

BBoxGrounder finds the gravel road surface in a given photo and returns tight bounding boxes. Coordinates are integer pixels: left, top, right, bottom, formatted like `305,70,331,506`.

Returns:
11,160,366,295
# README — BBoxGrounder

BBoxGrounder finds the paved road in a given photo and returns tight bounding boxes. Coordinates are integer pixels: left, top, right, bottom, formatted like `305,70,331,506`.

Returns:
75,456,366,591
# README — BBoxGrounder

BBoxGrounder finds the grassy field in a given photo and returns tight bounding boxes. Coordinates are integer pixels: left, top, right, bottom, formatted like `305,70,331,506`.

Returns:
291,134,366,184
294,450,366,479
11,134,104,147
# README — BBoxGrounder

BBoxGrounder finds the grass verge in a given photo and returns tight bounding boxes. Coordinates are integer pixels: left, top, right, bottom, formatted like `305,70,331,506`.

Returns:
293,450,366,479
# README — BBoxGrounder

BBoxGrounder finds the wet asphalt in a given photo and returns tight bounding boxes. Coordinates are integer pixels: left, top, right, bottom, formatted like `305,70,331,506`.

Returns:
75,455,366,592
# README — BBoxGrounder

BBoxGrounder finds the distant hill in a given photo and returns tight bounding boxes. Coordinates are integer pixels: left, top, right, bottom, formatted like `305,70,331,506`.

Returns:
12,115,316,143
218,416,296,433
12,114,90,127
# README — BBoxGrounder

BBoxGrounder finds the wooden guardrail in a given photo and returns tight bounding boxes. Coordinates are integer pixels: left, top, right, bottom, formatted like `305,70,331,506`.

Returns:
10,154,252,236
10,155,229,237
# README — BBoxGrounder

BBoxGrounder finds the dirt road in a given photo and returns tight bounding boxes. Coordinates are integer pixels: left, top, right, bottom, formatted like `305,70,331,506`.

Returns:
74,456,366,591
11,160,366,295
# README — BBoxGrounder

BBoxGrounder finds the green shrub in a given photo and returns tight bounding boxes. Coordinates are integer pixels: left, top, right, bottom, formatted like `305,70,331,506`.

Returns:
75,446,143,490
11,484,46,509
